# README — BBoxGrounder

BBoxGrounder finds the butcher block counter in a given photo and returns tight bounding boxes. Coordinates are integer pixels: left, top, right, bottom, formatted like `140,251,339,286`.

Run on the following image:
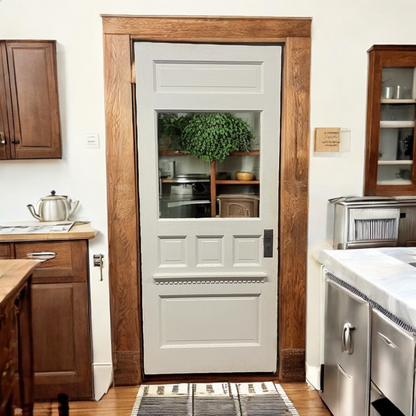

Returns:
0,260,38,416
0,222,98,242
0,223,98,401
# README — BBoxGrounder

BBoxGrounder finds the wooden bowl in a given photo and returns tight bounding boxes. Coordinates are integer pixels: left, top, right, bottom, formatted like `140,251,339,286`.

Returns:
235,171,255,181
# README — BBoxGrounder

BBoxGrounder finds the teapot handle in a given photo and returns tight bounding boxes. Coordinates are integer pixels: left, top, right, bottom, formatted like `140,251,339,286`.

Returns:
69,200,79,216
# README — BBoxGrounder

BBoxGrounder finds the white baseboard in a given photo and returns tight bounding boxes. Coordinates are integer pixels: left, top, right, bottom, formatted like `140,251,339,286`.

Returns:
306,363,321,391
93,363,113,401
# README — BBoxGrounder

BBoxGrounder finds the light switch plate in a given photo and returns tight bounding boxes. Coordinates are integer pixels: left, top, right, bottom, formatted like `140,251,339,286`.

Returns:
86,133,100,149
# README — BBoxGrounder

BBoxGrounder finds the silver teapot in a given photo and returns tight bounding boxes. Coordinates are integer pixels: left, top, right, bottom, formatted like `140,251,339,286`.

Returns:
27,190,79,222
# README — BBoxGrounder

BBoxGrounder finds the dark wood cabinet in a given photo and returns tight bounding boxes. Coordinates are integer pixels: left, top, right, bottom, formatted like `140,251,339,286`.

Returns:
365,45,416,195
0,260,36,416
1,239,92,400
0,40,61,160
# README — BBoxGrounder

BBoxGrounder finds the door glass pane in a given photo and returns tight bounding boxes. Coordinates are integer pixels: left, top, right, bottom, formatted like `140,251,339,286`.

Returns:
377,68,415,185
158,111,260,218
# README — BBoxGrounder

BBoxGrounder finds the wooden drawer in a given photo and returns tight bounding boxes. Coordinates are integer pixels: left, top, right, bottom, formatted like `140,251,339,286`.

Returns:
0,243,12,259
371,308,415,416
14,240,88,283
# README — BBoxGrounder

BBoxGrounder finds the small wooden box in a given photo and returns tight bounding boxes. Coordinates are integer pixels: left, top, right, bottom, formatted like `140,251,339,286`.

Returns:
217,194,260,217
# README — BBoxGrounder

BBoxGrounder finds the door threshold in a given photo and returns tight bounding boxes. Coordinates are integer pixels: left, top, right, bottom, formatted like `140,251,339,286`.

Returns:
142,372,281,385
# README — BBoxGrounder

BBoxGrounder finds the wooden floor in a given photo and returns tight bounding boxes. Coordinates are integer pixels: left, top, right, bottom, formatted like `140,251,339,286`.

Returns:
21,382,331,416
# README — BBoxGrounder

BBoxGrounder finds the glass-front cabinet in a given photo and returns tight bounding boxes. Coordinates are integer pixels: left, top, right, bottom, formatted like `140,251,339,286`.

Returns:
365,45,416,195
158,111,260,218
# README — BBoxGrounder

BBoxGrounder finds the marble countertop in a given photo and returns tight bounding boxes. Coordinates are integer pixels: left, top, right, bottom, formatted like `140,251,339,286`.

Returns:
315,247,416,330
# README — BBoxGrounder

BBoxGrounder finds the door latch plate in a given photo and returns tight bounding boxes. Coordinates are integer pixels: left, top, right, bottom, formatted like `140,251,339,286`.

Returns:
264,229,273,258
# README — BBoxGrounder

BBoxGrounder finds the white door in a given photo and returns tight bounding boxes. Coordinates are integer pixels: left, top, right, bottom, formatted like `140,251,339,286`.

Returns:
135,42,281,374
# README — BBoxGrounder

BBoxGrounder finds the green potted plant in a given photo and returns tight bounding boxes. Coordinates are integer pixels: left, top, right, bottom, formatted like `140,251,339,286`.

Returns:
157,112,188,151
178,112,255,162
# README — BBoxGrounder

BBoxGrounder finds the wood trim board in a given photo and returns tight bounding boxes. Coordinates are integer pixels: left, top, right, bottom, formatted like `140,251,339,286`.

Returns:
102,15,311,385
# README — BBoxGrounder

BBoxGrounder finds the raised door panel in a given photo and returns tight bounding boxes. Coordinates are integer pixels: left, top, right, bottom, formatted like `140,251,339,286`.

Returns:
5,41,61,159
32,282,92,400
0,243,12,259
14,240,88,283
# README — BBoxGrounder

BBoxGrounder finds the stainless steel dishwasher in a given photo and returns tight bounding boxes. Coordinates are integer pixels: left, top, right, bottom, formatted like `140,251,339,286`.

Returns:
322,269,416,416
321,274,371,416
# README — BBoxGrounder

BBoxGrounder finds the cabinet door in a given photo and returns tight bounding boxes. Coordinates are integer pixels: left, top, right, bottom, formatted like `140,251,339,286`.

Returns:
14,240,92,400
0,243,12,259
365,46,416,195
31,282,92,400
0,43,11,160
322,279,370,416
5,41,61,159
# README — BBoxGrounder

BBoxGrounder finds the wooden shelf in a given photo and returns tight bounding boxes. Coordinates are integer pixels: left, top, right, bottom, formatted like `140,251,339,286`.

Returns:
229,150,260,156
158,151,190,156
216,180,260,185
159,153,261,217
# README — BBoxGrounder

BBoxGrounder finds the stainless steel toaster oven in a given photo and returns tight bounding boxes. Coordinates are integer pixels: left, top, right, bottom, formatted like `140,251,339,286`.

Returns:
330,196,416,249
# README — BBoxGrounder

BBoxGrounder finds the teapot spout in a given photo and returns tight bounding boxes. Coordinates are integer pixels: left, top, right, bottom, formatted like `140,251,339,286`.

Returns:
68,200,79,217
27,204,42,221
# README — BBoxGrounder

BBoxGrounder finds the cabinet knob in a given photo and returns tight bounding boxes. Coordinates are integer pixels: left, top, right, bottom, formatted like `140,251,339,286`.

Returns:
11,139,20,144
0,132,5,145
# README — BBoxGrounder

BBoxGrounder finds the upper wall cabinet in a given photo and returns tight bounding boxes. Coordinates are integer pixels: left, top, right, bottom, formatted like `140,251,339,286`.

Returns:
365,45,416,196
0,40,61,160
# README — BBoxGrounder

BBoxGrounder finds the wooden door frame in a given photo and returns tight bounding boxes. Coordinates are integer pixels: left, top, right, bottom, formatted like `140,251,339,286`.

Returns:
102,15,311,385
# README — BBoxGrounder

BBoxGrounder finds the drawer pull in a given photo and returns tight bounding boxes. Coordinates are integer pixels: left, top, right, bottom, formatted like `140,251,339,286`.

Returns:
26,252,56,262
377,332,397,349
341,322,355,354
337,364,352,379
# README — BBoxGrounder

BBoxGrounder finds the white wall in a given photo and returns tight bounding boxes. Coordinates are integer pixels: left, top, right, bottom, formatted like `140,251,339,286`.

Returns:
2,0,416,397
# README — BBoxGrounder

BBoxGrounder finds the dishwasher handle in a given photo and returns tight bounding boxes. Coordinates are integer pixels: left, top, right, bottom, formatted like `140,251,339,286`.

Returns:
341,322,355,354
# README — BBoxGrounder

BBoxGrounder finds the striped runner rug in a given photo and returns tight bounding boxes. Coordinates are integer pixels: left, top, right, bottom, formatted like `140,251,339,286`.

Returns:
131,382,299,416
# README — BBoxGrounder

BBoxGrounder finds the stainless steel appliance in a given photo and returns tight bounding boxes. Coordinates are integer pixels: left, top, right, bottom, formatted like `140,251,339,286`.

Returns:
370,382,405,416
370,307,415,416
321,274,371,416
160,174,211,218
330,196,416,249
